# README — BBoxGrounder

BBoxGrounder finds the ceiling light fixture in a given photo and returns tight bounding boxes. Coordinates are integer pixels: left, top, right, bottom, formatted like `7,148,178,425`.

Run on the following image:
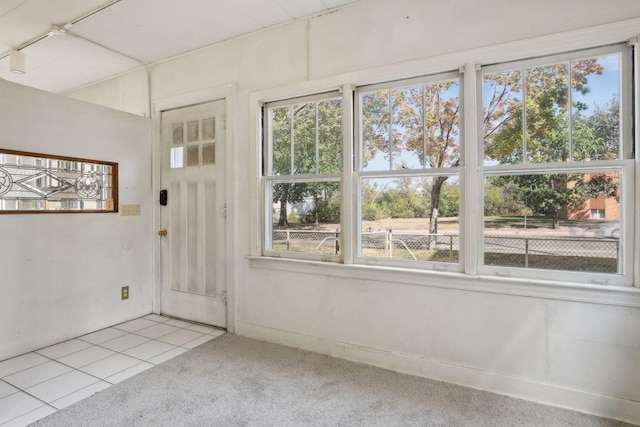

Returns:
9,50,26,74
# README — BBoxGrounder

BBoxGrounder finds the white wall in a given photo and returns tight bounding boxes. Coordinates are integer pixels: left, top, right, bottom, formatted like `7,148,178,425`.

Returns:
65,0,640,422
0,79,153,361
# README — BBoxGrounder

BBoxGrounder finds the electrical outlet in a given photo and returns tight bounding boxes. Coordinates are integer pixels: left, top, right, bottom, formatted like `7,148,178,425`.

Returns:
121,286,129,300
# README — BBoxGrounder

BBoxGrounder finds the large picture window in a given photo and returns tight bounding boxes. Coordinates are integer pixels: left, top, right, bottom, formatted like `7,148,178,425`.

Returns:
356,72,462,270
263,92,343,261
479,44,633,284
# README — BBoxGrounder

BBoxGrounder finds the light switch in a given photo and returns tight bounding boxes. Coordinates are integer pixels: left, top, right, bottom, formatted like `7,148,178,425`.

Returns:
121,204,141,216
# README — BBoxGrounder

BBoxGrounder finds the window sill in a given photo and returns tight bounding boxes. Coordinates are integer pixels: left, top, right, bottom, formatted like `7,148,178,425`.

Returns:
247,256,640,308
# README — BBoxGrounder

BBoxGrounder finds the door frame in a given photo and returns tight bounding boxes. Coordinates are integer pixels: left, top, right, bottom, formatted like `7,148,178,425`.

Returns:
152,84,237,332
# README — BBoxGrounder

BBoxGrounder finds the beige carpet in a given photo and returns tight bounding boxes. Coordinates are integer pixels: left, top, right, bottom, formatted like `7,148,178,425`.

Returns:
34,334,631,426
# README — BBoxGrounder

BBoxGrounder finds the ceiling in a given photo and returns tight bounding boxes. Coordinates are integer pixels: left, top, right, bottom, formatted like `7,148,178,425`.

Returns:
0,0,358,93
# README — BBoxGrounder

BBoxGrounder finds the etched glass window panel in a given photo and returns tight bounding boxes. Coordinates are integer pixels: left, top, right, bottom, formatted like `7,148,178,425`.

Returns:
483,171,621,273
483,70,523,165
186,146,200,167
361,90,391,171
172,123,184,145
202,118,216,140
318,99,343,174
572,54,621,161
271,106,291,175
187,120,199,142
0,149,117,213
202,143,215,165
360,176,460,262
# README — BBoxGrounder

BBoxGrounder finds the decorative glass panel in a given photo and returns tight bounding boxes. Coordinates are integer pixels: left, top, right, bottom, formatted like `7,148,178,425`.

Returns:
172,123,184,145
187,120,199,142
0,149,118,213
186,146,200,167
202,143,215,165
203,118,215,140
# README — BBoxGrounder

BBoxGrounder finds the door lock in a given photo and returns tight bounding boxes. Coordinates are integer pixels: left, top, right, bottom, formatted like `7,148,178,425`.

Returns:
158,229,168,237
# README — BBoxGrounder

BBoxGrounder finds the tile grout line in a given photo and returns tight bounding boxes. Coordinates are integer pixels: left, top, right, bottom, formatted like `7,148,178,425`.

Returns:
0,315,226,427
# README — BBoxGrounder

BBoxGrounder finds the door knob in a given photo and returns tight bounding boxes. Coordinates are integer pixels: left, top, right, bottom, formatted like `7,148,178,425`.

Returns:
158,229,168,237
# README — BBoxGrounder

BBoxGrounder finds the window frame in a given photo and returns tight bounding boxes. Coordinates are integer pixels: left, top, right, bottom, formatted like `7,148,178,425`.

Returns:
476,44,634,286
262,90,344,262
354,71,465,272
255,41,637,289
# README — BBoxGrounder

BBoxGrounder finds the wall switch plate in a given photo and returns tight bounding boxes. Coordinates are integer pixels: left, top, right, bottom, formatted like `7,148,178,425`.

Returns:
121,286,129,300
121,204,141,216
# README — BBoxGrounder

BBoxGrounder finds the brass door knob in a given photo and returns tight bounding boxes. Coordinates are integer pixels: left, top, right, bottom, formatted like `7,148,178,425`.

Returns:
158,229,168,237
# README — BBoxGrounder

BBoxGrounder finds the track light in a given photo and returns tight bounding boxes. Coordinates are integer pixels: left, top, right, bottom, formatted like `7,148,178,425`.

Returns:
10,50,26,74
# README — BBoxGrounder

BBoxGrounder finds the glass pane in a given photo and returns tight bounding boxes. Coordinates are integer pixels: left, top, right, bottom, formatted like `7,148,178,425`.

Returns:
483,70,523,165
271,106,291,175
525,63,569,163
424,80,460,168
186,145,200,167
391,85,422,170
318,99,343,174
187,120,199,142
202,143,215,165
0,150,117,212
269,181,341,254
483,171,620,273
361,90,391,171
170,147,184,168
293,102,316,174
360,176,459,262
172,123,184,145
202,117,216,140
572,54,621,161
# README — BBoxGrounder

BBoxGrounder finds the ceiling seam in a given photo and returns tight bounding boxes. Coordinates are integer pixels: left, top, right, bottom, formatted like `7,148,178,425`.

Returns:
0,0,126,61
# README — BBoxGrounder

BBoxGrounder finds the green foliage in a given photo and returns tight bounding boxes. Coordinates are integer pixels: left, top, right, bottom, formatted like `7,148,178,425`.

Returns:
300,182,341,224
439,182,459,217
287,211,299,223
270,99,343,226
482,57,620,228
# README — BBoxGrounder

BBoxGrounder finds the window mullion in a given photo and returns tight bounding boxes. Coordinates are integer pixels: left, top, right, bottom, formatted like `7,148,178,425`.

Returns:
341,85,354,265
465,62,480,275
567,61,574,162
289,106,294,175
388,89,393,171
522,67,527,165
315,101,320,174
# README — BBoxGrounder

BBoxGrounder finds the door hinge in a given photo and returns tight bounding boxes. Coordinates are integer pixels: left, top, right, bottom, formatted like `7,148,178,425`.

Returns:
220,290,227,305
222,204,227,219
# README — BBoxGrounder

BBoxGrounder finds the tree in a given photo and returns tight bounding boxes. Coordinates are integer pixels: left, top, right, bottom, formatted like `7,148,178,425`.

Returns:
271,100,343,227
362,81,460,239
482,59,621,229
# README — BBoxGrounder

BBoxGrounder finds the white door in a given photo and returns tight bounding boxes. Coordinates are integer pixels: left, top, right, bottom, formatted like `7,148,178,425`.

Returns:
159,100,226,327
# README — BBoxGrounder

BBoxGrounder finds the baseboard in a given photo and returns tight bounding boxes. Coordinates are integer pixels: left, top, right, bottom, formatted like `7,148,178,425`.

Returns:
236,321,640,425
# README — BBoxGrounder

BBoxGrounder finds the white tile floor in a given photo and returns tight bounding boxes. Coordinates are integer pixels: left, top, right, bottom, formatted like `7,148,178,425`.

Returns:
0,314,225,427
